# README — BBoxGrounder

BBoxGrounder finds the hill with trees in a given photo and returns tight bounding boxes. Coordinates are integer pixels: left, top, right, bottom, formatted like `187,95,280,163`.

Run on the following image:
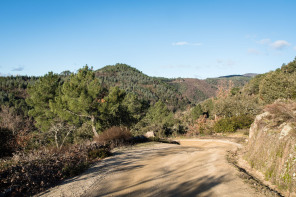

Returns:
95,64,190,111
95,63,252,106
0,61,277,196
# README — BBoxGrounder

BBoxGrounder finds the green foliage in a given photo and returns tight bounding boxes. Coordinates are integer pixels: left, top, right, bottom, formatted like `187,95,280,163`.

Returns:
244,58,296,104
230,87,240,96
87,147,111,160
281,58,296,73
200,98,214,118
133,101,176,137
214,115,253,133
26,65,142,145
214,118,236,133
95,63,190,110
213,94,261,117
52,66,107,137
98,87,128,129
122,93,148,122
169,79,210,103
0,76,37,116
26,72,61,132
259,71,296,103
62,162,89,178
205,76,251,88
73,123,93,143
191,104,203,120
144,100,175,127
244,74,266,95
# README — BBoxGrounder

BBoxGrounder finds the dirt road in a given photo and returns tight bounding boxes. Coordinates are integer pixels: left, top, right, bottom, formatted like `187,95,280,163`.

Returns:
39,139,265,197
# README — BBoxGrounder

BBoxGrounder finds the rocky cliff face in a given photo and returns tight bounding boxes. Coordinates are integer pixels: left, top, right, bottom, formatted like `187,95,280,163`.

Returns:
244,101,296,194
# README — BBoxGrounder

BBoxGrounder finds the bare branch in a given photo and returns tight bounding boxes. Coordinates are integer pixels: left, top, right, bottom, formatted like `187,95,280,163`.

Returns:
64,109,91,118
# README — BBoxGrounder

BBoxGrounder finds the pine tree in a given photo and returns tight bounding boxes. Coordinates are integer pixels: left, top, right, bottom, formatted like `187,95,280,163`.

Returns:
26,72,61,131
52,66,106,137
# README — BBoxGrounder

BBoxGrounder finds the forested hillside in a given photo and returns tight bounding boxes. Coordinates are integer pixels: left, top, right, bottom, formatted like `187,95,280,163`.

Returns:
95,63,252,107
95,64,190,110
189,57,296,135
0,60,279,196
170,75,252,103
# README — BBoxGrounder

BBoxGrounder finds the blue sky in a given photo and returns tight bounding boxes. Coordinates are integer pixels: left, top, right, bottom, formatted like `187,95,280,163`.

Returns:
0,0,295,78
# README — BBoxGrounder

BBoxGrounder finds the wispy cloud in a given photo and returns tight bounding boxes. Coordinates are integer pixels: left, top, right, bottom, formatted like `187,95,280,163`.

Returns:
256,38,291,50
172,41,202,46
294,46,296,51
270,40,291,50
11,66,24,71
216,59,235,67
257,38,271,45
247,48,262,55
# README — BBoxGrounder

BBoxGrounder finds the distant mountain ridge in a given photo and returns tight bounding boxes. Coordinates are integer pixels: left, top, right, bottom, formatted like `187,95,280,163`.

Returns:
95,64,253,107
218,73,258,78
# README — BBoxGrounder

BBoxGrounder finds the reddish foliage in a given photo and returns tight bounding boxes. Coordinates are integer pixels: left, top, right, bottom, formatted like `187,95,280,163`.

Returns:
94,126,132,148
0,144,110,196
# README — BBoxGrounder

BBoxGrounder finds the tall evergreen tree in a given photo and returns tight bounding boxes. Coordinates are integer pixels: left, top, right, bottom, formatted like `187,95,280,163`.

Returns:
52,66,106,137
26,72,61,132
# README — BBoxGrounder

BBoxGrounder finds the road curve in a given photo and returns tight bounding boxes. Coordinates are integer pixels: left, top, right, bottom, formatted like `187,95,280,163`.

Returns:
38,140,265,197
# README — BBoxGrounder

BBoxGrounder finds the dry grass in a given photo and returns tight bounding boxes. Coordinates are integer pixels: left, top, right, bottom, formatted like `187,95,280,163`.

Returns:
0,144,111,196
94,126,133,148
264,100,296,123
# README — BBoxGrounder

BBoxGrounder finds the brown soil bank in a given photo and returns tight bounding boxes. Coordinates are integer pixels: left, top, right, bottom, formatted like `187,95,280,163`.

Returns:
244,101,296,195
39,141,265,197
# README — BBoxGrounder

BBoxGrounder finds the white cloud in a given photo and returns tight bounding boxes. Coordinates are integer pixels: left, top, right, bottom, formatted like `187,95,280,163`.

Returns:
294,46,296,51
216,59,235,66
11,66,24,71
172,41,188,46
172,41,202,46
257,38,271,45
270,40,291,50
247,48,262,55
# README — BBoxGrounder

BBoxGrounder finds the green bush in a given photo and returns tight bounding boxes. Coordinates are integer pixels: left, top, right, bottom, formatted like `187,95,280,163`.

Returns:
214,118,236,133
62,162,89,178
191,104,203,120
214,115,253,133
88,147,111,160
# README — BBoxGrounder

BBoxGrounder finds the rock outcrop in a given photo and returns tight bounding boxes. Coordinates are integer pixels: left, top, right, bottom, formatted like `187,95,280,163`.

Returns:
245,101,296,194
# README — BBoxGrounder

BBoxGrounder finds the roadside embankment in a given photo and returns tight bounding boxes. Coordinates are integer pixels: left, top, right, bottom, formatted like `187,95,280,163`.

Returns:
242,101,296,196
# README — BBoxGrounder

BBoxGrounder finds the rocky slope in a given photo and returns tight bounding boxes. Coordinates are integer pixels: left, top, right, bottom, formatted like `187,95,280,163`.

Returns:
244,100,296,195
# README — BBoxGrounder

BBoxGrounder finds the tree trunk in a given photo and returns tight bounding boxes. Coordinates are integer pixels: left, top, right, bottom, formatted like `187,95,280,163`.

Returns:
91,115,99,137
54,130,59,149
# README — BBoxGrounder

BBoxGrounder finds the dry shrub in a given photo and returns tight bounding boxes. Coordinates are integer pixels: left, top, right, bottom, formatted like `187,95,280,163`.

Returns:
187,115,215,136
0,106,35,151
94,126,132,148
0,128,16,158
264,100,296,124
0,144,110,196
